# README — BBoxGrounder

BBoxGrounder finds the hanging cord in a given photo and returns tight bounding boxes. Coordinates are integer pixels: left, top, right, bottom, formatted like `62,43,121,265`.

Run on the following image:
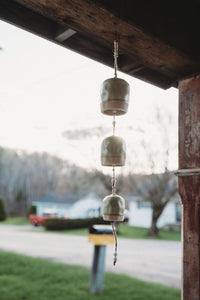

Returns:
114,40,118,78
111,43,119,266
112,166,116,194
111,165,117,266
111,221,118,266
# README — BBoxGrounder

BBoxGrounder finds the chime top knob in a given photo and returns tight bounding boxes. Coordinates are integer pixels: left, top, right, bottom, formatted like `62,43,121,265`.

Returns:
100,77,130,116
103,193,125,221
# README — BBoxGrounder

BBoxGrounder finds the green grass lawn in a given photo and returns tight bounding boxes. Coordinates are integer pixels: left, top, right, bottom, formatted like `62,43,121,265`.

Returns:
0,218,181,241
0,251,180,300
54,224,181,241
1,217,29,225
118,224,181,241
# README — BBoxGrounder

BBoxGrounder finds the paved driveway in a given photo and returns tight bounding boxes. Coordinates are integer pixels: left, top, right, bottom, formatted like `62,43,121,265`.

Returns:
0,225,181,288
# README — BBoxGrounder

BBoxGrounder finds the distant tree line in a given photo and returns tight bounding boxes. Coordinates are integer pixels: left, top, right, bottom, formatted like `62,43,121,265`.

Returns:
0,146,178,236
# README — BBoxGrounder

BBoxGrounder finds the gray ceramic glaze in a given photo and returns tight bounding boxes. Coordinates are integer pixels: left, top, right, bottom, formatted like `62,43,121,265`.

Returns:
103,193,125,221
100,77,130,115
101,136,126,166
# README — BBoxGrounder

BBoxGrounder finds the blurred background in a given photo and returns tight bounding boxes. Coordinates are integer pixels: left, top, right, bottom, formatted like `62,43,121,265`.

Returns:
0,19,180,300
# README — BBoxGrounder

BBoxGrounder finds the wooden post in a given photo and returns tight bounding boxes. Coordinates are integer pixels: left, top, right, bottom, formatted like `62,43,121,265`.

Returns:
89,245,106,294
179,74,200,300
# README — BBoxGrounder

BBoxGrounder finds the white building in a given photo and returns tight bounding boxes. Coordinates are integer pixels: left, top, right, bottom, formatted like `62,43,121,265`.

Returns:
33,195,72,217
128,194,181,228
33,193,102,219
69,193,101,219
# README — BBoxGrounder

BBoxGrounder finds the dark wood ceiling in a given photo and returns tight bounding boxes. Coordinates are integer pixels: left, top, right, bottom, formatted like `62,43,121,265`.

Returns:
1,0,200,89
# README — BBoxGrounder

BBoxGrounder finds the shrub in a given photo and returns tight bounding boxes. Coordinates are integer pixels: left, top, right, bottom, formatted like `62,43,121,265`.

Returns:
26,205,37,218
45,217,109,231
0,197,8,221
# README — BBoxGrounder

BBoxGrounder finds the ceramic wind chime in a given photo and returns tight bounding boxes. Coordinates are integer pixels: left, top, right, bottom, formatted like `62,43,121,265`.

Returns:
100,40,130,266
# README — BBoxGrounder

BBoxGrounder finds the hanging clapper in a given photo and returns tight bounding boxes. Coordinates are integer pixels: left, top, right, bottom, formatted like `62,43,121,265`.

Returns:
111,221,118,266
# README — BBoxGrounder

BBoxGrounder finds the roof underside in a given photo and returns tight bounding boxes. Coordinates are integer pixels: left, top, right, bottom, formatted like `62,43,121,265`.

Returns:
1,0,200,89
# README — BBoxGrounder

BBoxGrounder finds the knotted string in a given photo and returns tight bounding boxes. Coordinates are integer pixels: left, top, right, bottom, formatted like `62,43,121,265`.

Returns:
111,221,118,266
114,40,118,78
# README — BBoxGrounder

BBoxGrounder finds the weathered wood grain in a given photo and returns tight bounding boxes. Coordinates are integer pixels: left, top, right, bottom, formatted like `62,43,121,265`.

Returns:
179,75,200,300
13,0,200,81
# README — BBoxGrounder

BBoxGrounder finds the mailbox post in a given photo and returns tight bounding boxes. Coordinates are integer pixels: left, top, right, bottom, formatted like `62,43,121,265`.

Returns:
88,225,114,294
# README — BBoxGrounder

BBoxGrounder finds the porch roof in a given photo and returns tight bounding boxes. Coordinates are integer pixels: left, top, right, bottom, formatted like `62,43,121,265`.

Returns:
0,0,200,89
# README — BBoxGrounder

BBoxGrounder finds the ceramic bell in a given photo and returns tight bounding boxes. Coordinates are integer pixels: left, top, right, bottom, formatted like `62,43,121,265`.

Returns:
101,136,126,166
100,77,130,116
103,193,125,221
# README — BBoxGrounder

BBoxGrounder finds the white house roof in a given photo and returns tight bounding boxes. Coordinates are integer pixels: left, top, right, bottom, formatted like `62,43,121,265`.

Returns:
33,194,71,205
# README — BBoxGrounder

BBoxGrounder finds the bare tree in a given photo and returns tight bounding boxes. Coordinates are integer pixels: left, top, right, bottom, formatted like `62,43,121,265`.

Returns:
139,173,177,236
133,108,178,236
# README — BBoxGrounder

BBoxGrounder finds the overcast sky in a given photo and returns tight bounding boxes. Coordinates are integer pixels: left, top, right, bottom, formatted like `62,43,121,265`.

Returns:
0,20,178,174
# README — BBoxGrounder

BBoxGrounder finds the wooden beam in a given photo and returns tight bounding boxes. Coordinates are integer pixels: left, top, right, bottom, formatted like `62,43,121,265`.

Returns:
0,0,179,89
0,0,55,40
178,74,200,300
64,34,174,89
0,0,113,68
119,55,175,89
64,33,114,68
14,0,200,80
